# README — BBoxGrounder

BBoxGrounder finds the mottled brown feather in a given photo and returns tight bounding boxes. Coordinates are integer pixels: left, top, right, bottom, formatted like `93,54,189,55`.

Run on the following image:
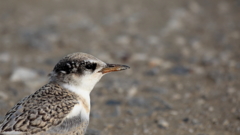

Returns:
0,83,80,134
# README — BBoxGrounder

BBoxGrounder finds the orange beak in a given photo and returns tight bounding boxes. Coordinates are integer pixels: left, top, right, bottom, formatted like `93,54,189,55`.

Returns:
99,64,130,74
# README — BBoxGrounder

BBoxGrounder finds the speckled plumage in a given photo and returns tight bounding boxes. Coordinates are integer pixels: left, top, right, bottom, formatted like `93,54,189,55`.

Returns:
0,83,88,135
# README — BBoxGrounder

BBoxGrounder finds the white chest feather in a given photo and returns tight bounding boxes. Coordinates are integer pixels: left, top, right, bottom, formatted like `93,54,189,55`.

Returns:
62,84,92,120
66,103,89,121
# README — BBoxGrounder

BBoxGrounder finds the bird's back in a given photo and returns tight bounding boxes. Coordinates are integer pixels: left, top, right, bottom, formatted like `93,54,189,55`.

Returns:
0,83,88,135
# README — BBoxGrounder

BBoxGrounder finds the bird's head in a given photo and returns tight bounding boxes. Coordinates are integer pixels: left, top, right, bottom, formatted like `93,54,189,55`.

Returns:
49,52,130,93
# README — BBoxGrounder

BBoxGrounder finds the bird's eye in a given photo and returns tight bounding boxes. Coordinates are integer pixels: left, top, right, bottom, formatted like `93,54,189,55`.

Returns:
85,63,97,71
85,64,93,69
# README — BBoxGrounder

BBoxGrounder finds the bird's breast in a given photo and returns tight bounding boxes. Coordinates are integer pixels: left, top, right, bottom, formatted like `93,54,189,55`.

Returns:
66,103,89,120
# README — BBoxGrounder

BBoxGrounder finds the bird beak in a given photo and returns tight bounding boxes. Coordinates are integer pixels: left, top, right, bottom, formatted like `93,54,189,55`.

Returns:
99,64,130,74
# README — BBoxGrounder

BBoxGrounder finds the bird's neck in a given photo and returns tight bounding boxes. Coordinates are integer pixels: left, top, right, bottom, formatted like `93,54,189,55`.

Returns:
61,83,91,109
61,83,91,122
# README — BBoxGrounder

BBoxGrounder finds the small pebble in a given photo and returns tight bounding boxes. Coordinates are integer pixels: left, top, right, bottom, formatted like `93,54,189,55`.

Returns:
174,36,186,46
211,118,218,124
169,66,191,75
10,67,39,82
157,119,169,129
0,91,8,100
147,36,159,45
148,57,163,67
128,97,147,108
144,67,159,76
172,94,182,100
208,106,214,112
189,128,194,133
223,119,229,126
113,106,121,117
196,99,205,105
189,1,201,14
131,53,148,62
86,128,101,135
192,119,200,125
227,87,236,95
170,111,178,116
105,100,121,106
0,52,10,62
116,35,130,45
231,108,236,113
127,86,137,98
183,117,189,123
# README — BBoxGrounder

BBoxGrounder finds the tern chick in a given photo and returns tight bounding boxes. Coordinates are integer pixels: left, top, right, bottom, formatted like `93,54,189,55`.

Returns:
0,52,129,135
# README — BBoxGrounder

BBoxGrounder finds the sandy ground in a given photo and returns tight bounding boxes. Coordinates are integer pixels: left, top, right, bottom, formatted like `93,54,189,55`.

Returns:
0,0,240,135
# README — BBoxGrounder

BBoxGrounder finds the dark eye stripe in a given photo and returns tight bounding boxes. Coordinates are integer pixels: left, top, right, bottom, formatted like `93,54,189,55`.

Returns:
85,63,97,71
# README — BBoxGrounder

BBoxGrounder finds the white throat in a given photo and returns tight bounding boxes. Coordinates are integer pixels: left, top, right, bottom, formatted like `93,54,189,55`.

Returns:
62,83,91,108
62,83,91,120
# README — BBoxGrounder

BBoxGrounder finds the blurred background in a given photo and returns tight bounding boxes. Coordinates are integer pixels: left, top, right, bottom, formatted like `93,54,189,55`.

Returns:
0,0,240,135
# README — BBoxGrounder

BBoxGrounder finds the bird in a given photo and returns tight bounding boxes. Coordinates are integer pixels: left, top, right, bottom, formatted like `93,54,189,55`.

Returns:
0,52,130,135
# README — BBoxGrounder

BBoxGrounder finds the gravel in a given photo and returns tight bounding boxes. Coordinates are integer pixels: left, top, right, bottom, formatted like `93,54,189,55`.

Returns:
0,0,239,135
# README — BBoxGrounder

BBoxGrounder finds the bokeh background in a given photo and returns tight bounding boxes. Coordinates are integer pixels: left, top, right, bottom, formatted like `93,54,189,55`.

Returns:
0,0,240,135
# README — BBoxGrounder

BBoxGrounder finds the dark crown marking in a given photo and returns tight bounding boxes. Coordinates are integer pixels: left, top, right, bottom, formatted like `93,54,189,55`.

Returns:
53,59,97,75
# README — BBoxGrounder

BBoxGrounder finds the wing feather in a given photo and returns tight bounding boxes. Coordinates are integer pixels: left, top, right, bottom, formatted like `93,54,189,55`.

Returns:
0,83,78,134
